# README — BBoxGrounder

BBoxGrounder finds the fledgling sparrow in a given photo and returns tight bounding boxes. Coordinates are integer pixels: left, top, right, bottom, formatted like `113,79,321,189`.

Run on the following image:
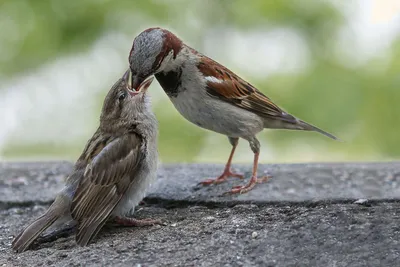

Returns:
128,27,337,195
12,70,159,253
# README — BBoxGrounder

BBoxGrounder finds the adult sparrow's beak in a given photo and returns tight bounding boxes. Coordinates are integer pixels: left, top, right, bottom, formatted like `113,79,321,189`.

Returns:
123,69,153,96
123,69,153,92
131,75,144,91
136,76,154,93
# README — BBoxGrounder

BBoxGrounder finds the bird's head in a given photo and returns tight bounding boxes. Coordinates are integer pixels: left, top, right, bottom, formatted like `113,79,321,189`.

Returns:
128,27,183,90
100,69,154,130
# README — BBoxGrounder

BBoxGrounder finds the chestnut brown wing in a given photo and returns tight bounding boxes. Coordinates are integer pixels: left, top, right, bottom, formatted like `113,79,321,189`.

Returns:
198,56,295,122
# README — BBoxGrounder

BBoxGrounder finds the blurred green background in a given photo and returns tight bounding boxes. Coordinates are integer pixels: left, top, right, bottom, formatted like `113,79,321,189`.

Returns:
0,0,399,163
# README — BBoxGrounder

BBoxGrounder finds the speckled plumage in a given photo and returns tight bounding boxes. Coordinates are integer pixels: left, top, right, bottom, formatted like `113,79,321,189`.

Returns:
12,71,158,252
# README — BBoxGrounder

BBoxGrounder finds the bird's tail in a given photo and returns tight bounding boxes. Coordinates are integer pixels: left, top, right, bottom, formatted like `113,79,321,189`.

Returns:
11,196,69,253
269,112,338,140
12,210,59,253
295,119,338,140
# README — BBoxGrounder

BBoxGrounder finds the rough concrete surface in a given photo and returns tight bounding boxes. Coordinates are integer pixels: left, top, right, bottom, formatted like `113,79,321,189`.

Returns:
1,161,400,266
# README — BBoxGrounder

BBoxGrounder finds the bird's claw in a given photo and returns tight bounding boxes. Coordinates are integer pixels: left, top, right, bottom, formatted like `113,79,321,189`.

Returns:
223,175,272,195
114,216,163,227
199,169,244,186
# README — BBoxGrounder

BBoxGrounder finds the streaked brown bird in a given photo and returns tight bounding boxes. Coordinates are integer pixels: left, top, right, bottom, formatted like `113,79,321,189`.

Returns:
12,70,159,252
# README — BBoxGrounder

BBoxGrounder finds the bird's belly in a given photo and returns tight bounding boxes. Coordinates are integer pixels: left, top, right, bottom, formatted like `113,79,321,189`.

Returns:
169,90,264,138
112,144,158,217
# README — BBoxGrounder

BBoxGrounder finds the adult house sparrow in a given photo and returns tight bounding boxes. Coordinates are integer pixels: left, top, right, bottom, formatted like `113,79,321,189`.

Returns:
128,28,337,194
12,70,159,252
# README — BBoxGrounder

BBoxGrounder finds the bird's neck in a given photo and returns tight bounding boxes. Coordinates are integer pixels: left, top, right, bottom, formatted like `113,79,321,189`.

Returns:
134,110,158,141
158,45,194,73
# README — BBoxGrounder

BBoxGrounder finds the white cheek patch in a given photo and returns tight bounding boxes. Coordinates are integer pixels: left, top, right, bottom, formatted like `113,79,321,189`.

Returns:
158,50,175,72
205,76,223,84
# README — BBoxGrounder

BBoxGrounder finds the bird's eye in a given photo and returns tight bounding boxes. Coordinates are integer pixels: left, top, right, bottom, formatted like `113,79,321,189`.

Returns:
118,92,127,101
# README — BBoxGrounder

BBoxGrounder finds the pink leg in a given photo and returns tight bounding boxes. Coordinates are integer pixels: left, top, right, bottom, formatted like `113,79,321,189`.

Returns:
227,152,271,194
200,138,244,185
114,216,162,227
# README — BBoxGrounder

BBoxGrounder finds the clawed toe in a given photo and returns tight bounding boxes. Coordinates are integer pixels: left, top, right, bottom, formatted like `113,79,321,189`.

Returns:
114,216,162,227
224,175,272,195
228,172,244,179
200,170,244,186
256,175,271,184
227,183,256,195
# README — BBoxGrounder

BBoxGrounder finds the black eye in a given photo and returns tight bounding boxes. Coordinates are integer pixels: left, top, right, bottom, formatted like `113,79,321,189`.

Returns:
118,92,127,101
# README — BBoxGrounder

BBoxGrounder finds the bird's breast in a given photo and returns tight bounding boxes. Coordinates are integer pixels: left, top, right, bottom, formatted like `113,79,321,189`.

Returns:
112,139,158,217
166,80,264,138
155,68,184,97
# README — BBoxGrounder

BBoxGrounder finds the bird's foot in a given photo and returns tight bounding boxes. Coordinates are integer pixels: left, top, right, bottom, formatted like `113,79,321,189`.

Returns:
225,174,272,195
37,221,77,244
114,216,163,227
200,169,244,185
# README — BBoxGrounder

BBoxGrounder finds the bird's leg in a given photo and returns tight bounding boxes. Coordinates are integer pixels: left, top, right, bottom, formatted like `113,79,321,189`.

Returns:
200,137,244,185
114,216,162,227
227,137,271,194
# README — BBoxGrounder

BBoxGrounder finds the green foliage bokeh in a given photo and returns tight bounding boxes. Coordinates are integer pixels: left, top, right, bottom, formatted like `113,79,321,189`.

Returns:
1,0,399,162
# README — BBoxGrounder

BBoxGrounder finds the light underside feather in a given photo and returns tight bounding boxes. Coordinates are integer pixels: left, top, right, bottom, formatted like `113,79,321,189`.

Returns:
204,76,223,84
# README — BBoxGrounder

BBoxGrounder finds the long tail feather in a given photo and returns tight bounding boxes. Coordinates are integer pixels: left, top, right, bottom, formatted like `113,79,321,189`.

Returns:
12,195,71,253
296,119,338,140
12,210,60,253
274,112,338,140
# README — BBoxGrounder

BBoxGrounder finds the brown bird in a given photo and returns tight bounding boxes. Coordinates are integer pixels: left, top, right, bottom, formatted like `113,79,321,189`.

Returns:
128,28,337,195
12,70,159,252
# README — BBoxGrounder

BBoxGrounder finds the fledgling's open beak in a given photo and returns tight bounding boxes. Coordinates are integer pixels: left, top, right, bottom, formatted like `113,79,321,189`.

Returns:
122,69,144,91
136,75,154,93
131,75,144,91
123,68,131,87
123,69,153,96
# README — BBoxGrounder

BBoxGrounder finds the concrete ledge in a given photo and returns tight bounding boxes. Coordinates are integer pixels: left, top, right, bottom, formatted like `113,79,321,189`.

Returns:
2,161,400,205
1,161,400,266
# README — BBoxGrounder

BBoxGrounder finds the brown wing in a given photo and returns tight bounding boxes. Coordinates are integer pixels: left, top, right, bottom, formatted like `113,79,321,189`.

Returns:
198,56,295,122
71,133,143,246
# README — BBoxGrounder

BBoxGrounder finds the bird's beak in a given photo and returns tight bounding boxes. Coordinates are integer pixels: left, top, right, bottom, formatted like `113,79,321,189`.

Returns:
131,75,144,91
123,69,132,88
123,68,152,91
123,69,153,96
136,75,154,93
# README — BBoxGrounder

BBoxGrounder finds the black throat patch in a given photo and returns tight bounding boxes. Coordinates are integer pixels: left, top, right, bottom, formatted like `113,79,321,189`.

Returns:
155,68,183,97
